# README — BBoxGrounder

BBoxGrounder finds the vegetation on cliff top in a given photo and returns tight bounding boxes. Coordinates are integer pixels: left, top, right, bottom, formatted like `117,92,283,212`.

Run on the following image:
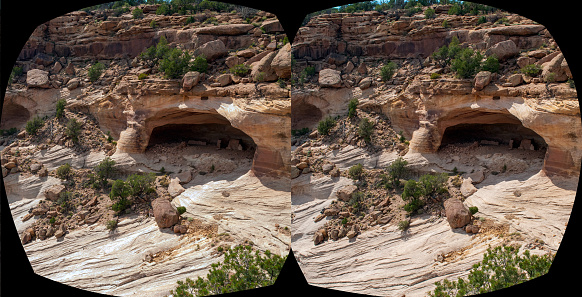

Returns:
428,245,554,297
168,245,286,297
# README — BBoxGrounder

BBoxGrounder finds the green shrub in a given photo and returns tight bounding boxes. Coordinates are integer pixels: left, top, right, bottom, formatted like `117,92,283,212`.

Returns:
140,36,170,66
106,131,114,143
126,172,156,197
57,191,73,212
156,3,171,15
520,64,542,77
380,61,397,81
106,220,118,230
185,16,196,25
277,78,286,89
49,217,56,225
398,220,410,231
56,99,66,118
169,245,286,297
406,7,422,17
442,19,450,28
387,157,408,187
341,218,348,225
419,173,449,197
110,179,132,212
229,64,251,76
430,72,441,79
177,206,187,215
428,246,554,296
317,116,336,136
432,36,461,67
482,55,500,73
348,163,364,180
358,118,374,143
150,20,158,28
66,118,82,143
567,78,575,89
159,48,193,79
448,4,463,15
303,66,316,76
349,191,364,211
469,206,479,215
477,15,487,25
402,179,424,201
0,128,18,136
191,55,208,73
56,163,73,180
138,73,149,80
545,72,556,83
424,8,435,19
348,98,358,118
451,48,483,78
88,62,105,82
132,8,143,19
25,116,44,135
94,157,116,187
291,128,310,137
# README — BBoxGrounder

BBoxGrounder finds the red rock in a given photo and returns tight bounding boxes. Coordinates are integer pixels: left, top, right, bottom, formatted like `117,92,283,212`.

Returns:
152,198,179,228
444,198,472,229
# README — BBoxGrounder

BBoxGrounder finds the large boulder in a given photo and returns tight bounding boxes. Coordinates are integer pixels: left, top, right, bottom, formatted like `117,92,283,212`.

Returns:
485,40,518,61
541,53,569,82
44,184,66,201
168,177,185,197
194,40,227,61
182,71,201,90
336,185,358,202
152,197,179,228
271,43,292,79
460,178,478,197
444,198,472,229
26,69,50,88
250,51,278,82
474,71,492,90
261,20,284,33
318,68,342,88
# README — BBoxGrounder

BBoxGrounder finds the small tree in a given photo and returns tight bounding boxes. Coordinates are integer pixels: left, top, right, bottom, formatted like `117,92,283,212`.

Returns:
169,245,286,296
126,172,156,197
428,246,554,296
402,179,425,213
380,61,397,81
88,62,105,82
358,118,374,143
451,48,483,78
520,64,542,77
419,173,449,198
66,118,82,143
482,55,500,73
110,179,132,212
191,56,208,73
56,163,73,180
56,99,66,118
25,116,44,135
348,98,358,118
177,206,187,215
317,116,336,136
229,64,251,76
348,163,364,180
94,157,116,187
432,36,461,67
159,48,193,79
132,8,144,19
424,7,436,19
387,157,408,187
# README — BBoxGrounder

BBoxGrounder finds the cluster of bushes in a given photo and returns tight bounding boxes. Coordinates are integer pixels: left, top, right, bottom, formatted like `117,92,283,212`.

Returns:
447,1,497,16
169,245,286,296
402,172,448,213
8,66,23,86
348,163,364,180
297,66,316,85
56,163,73,180
140,36,207,79
66,118,82,143
432,36,500,78
520,64,542,77
348,98,358,118
386,157,408,187
428,245,554,296
110,172,156,212
291,127,310,137
56,99,66,118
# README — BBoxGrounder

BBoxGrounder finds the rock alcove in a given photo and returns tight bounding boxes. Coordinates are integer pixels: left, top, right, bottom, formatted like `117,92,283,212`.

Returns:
0,102,31,130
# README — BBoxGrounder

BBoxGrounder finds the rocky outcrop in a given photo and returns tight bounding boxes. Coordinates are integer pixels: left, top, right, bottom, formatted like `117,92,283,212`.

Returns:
151,197,179,228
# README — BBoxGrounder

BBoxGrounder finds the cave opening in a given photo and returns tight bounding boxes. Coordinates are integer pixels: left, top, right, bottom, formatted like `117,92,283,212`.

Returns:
439,123,547,151
291,102,322,130
147,123,256,152
0,102,31,130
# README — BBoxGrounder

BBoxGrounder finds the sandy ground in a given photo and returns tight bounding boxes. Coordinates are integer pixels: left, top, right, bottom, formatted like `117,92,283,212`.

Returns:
7,143,290,297
291,143,576,296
